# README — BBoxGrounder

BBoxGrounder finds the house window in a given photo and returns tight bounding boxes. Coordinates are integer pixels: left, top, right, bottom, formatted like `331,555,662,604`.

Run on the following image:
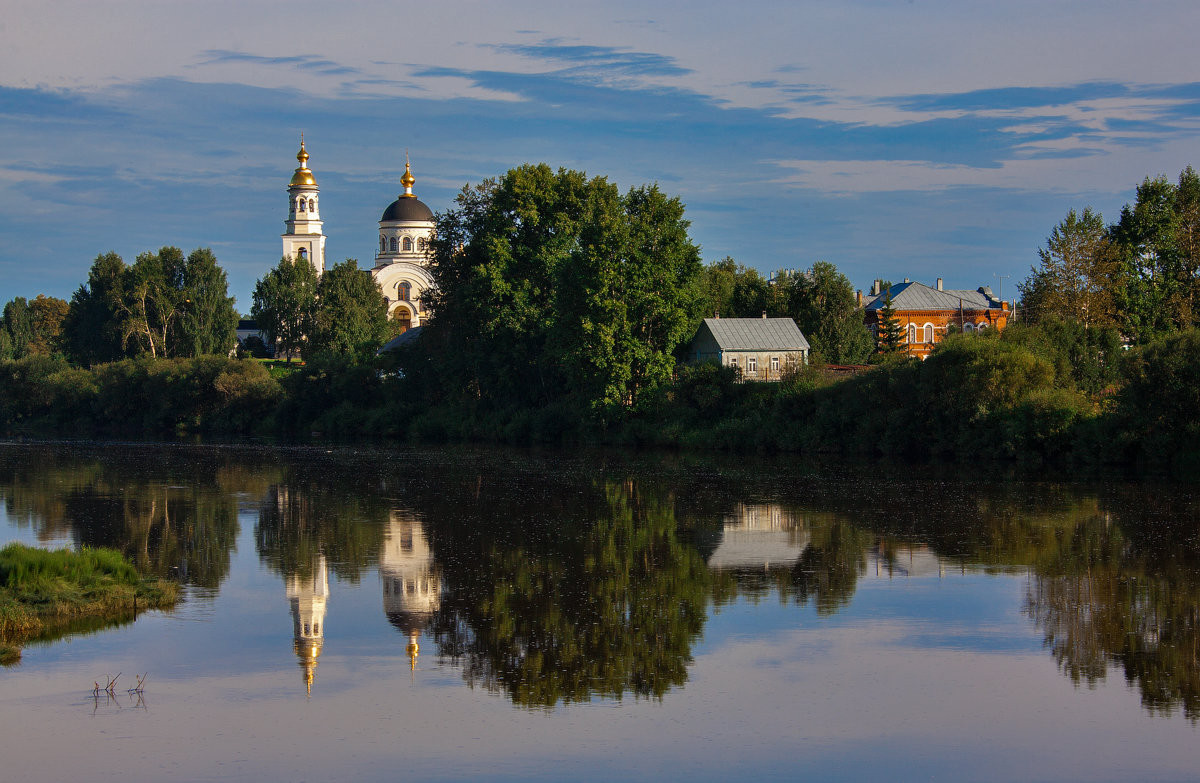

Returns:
908,324,917,343
977,322,988,330
964,322,975,333
770,356,779,373
747,357,757,375
729,357,738,369
924,323,934,343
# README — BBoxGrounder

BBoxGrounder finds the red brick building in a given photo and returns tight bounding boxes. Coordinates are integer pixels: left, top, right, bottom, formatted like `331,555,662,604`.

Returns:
862,279,1009,358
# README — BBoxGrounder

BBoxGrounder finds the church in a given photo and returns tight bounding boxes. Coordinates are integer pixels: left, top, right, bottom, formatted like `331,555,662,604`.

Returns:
282,139,435,332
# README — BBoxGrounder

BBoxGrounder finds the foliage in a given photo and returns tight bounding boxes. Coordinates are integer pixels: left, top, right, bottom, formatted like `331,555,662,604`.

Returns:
308,259,390,361
62,252,129,365
251,255,319,362
781,261,873,363
1019,207,1117,328
177,248,238,357
426,164,702,417
1114,329,1200,464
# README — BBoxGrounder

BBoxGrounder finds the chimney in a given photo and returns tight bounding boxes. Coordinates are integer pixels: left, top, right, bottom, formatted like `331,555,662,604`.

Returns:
936,278,943,291
762,311,767,319
904,277,910,283
873,279,881,296
856,290,863,306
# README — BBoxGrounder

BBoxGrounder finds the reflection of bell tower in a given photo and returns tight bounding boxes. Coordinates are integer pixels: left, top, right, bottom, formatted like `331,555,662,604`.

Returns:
287,554,329,695
380,512,442,673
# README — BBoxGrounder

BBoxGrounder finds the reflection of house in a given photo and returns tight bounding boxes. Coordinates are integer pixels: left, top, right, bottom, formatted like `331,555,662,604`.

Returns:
687,318,810,380
279,142,436,335
380,512,442,671
286,554,329,696
862,279,1010,359
707,504,810,570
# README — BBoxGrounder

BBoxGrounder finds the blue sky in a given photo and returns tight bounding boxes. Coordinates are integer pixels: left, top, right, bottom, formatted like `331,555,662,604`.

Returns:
2,0,1199,310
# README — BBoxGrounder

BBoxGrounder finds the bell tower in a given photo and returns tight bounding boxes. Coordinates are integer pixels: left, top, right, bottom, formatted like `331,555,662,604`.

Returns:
282,136,326,274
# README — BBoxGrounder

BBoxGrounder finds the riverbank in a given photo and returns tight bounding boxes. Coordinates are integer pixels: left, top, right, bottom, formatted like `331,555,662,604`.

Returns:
0,543,179,664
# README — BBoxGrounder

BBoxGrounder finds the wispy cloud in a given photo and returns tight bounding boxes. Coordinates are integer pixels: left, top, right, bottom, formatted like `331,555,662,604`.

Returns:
491,40,690,78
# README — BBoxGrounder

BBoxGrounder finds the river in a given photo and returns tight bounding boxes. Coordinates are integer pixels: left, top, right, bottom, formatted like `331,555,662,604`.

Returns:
1,441,1197,781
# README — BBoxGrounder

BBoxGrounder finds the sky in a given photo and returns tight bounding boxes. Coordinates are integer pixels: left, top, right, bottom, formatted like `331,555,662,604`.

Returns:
2,0,1199,310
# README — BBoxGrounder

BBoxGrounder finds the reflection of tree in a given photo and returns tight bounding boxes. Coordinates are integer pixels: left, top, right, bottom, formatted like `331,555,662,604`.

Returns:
426,478,711,708
253,465,392,583
1023,499,1200,720
0,444,249,588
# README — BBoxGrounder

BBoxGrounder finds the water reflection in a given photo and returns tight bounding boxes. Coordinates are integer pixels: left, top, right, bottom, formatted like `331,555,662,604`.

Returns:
288,554,329,695
381,512,441,672
3,444,1200,720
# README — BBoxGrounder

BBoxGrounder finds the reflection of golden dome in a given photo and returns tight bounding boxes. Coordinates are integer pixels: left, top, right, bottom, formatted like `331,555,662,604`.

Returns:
290,140,317,187
294,638,323,696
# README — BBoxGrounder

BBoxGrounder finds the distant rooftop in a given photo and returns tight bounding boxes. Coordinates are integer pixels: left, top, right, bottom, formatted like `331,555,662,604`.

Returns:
864,281,1002,312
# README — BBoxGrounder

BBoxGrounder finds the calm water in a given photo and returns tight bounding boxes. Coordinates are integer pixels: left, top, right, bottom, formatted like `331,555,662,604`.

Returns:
1,441,1198,782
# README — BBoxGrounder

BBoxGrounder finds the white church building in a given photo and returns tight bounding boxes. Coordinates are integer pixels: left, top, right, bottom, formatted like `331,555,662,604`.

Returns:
281,140,435,332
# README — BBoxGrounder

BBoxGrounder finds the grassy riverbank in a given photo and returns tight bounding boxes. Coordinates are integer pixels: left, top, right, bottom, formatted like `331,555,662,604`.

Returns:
0,543,178,664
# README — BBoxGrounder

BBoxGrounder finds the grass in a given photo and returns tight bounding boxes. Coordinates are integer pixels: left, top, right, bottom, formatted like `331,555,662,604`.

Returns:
0,542,179,665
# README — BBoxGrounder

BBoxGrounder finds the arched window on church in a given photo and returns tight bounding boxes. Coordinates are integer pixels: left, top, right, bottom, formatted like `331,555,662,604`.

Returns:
418,237,427,252
389,237,397,252
380,236,386,252
298,199,306,212
297,248,308,262
399,281,411,301
308,199,315,212
402,237,413,252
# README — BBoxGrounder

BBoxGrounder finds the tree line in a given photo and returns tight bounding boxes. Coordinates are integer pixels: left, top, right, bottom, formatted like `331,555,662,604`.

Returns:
1021,165,1200,343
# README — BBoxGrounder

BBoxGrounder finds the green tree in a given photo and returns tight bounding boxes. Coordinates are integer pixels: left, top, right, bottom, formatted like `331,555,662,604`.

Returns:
2,298,33,359
309,259,389,361
118,247,187,358
427,164,702,415
62,252,129,366
26,295,69,357
783,261,873,364
251,255,319,362
875,289,905,353
177,248,238,357
1019,208,1116,328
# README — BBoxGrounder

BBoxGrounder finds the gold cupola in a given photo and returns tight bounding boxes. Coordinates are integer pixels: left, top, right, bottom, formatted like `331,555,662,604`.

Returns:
290,138,317,188
400,156,415,197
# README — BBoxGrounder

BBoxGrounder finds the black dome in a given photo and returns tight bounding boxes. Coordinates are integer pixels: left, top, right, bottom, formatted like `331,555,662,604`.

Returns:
381,197,434,222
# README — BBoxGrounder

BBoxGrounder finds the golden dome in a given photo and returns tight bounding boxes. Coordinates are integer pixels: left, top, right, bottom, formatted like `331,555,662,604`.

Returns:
289,138,317,188
400,160,415,196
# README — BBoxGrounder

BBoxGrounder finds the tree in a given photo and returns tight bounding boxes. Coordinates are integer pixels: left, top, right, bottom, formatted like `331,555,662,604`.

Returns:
2,298,33,359
782,262,873,364
1019,208,1116,329
252,255,319,362
26,295,69,357
1109,167,1200,340
427,164,703,415
62,252,129,366
309,259,389,361
177,248,238,357
875,289,905,353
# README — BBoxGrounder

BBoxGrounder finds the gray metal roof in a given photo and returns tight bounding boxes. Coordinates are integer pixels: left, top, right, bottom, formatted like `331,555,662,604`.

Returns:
378,326,424,353
864,281,1000,312
701,317,810,351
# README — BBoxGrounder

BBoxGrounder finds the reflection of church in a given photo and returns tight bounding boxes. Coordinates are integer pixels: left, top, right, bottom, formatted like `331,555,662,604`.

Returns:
707,504,810,570
286,554,329,696
380,512,442,671
282,141,436,333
